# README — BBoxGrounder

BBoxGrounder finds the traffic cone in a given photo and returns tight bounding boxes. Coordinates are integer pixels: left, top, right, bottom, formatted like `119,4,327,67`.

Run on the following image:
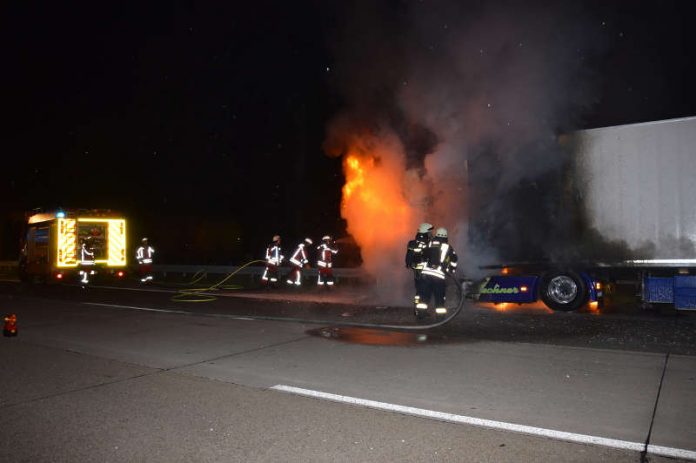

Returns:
3,314,17,337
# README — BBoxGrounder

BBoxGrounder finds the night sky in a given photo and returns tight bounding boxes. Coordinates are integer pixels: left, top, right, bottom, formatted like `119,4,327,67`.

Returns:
2,0,695,263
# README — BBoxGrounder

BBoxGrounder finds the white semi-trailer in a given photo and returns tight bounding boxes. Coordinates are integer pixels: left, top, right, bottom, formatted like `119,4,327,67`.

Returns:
476,116,696,311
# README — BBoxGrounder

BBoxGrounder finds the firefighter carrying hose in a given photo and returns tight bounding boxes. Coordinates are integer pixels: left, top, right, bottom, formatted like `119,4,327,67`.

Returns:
287,238,312,286
316,235,338,286
417,227,458,318
405,222,433,306
136,237,155,282
79,237,95,284
262,235,284,285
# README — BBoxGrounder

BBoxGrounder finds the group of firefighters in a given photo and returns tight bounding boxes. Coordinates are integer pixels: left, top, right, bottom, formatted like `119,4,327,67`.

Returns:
264,222,457,316
262,235,339,287
76,224,457,318
79,231,339,288
405,223,458,317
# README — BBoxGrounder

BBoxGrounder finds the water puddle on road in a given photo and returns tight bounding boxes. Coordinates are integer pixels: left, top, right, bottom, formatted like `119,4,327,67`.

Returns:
306,326,455,346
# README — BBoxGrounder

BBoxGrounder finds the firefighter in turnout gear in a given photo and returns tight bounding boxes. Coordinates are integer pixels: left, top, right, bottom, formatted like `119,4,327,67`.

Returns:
287,238,313,286
316,235,338,286
136,237,155,282
262,235,284,285
417,227,458,318
78,237,95,284
405,223,433,306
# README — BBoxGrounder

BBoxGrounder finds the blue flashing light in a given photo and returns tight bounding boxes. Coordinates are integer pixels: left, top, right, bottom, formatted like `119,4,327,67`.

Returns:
56,211,66,218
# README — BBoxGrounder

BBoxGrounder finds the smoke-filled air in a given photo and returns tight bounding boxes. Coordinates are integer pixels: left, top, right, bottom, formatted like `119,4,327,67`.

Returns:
323,1,605,303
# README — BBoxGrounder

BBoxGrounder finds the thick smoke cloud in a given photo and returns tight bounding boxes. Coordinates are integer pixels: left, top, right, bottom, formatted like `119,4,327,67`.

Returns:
323,1,606,298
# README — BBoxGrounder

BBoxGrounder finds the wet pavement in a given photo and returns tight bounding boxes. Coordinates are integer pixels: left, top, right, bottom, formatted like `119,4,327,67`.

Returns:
1,277,696,461
307,326,452,346
1,278,695,355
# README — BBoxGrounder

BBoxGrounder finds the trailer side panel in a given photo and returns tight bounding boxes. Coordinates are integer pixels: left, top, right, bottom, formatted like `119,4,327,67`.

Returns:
574,117,696,258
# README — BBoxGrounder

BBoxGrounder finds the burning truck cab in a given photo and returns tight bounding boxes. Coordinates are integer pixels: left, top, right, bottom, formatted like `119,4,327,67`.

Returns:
19,209,128,283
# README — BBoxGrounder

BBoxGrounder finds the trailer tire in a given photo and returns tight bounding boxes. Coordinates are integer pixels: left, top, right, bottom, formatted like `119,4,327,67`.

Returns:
539,270,588,312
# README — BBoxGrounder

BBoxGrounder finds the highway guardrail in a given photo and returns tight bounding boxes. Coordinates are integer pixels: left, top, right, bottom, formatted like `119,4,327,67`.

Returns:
0,261,367,279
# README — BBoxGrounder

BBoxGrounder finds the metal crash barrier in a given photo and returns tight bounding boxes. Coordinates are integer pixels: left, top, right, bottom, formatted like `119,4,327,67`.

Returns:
0,260,368,284
153,264,368,283
0,261,18,274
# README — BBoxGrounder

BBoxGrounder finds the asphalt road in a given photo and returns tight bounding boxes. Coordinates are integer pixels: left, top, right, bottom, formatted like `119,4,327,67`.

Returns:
0,279,695,462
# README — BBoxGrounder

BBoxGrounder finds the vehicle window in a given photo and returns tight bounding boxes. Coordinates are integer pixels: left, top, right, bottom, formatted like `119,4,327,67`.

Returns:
35,227,49,246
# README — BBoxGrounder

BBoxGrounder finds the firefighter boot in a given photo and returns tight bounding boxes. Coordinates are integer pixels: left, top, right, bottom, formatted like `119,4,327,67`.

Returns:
435,307,448,317
414,303,428,320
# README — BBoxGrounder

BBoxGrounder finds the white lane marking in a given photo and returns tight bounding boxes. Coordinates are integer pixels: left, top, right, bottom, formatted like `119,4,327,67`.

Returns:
271,385,695,460
78,284,367,304
51,282,370,307
82,302,327,326
84,302,253,322
79,284,178,294
85,302,190,315
84,302,269,324
648,444,696,460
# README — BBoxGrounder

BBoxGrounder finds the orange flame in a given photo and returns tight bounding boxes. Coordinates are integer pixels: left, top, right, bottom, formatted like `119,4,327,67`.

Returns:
478,302,553,313
340,135,417,281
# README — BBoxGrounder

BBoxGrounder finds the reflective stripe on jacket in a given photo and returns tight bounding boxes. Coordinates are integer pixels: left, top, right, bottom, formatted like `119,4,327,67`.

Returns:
406,239,429,269
266,244,283,265
317,243,338,267
289,244,308,267
136,246,155,264
81,245,95,264
422,240,458,279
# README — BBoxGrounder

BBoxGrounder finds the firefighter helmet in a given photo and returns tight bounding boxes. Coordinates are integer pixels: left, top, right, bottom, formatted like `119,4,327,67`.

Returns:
304,238,313,245
272,235,281,242
418,223,433,234
322,235,331,241
142,237,148,242
435,227,448,238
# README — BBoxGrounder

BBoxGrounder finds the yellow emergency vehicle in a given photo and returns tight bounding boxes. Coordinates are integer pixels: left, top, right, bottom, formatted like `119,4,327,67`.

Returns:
19,209,128,282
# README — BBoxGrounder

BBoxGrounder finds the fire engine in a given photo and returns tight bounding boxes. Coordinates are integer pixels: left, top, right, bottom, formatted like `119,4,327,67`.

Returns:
19,209,128,282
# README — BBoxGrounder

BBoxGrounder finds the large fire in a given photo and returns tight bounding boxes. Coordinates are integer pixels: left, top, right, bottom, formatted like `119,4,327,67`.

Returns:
340,135,419,290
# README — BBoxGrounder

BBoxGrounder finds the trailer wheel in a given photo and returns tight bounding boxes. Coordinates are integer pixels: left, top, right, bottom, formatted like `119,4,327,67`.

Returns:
539,270,588,312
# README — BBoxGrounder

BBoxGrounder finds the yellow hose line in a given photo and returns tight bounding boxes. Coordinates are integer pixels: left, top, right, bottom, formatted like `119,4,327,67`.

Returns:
188,270,208,286
171,260,266,302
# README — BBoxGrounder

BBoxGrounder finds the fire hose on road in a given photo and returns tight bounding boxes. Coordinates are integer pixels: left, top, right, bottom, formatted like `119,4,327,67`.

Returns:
170,259,266,302
169,261,465,330
326,273,465,331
